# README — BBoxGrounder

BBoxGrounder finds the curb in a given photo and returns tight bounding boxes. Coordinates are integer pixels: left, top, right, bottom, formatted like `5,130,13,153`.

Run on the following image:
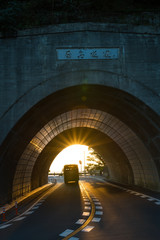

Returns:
0,181,56,215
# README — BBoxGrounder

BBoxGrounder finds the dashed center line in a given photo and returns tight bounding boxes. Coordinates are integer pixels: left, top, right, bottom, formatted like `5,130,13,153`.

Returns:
84,206,91,210
95,206,103,210
76,219,86,225
60,229,74,237
82,225,95,232
69,237,79,240
92,199,99,202
95,211,103,215
92,217,101,222
82,212,90,216
61,182,103,240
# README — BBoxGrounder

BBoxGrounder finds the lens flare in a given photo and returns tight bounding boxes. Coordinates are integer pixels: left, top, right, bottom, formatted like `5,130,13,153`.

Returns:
49,144,89,173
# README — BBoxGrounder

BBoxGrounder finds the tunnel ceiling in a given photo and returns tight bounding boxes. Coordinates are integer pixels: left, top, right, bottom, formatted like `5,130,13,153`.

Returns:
13,107,158,197
0,84,160,203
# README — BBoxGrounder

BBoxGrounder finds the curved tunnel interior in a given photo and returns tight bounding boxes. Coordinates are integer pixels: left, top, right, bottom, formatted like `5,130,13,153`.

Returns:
0,85,160,204
31,127,134,190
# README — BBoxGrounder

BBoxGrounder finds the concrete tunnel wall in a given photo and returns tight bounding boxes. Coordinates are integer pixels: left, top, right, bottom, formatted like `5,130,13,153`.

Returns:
1,22,160,146
1,22,160,204
0,85,160,204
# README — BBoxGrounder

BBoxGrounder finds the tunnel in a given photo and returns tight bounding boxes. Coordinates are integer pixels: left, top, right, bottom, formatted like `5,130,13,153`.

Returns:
0,84,160,205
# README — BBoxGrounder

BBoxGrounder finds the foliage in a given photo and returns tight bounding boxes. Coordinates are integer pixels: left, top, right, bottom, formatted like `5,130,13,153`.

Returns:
85,148,105,175
0,1,25,34
0,0,160,34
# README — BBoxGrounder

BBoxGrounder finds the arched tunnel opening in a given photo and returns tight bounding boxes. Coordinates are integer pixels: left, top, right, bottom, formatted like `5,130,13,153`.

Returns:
48,144,89,175
0,84,160,205
32,128,134,190
48,144,109,177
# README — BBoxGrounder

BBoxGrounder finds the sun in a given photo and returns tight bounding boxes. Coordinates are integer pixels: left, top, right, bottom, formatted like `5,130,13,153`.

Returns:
49,144,89,173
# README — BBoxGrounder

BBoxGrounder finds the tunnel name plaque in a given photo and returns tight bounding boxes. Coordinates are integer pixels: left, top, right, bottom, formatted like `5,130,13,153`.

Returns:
56,48,119,60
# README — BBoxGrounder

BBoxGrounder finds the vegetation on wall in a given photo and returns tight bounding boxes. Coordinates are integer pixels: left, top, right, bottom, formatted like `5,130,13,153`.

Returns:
0,0,160,35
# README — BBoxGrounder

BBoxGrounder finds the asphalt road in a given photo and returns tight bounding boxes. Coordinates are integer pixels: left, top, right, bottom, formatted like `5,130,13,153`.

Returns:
0,176,160,240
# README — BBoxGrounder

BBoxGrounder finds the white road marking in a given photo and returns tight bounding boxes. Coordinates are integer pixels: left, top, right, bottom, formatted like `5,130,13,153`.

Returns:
84,202,91,206
95,211,103,215
130,191,136,194
84,206,91,210
92,217,101,222
0,224,12,229
5,184,62,226
93,177,160,205
69,237,79,240
32,206,39,210
147,198,155,201
13,216,26,221
93,199,99,202
25,211,34,215
96,206,103,210
134,193,142,196
140,195,148,198
82,212,90,216
82,225,94,232
76,219,86,224
94,202,101,205
36,202,43,206
39,199,45,202
59,229,74,237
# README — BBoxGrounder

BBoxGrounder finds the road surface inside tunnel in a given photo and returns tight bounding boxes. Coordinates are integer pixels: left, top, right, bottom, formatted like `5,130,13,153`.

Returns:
0,176,160,240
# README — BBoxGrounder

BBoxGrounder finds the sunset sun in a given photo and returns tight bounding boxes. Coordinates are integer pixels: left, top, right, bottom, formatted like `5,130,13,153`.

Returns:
49,144,89,173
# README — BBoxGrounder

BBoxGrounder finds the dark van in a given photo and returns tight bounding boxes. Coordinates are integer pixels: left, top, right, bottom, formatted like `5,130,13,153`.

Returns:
64,164,79,184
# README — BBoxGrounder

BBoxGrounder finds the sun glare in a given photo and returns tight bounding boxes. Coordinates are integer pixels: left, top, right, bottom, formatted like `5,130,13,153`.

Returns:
49,144,89,173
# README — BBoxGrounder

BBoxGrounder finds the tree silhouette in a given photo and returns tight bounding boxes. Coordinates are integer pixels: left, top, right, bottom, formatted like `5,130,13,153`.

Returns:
85,147,105,175
1,0,160,35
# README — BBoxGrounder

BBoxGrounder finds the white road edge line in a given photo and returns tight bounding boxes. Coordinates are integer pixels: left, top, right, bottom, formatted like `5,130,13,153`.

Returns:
0,224,12,229
93,177,160,203
0,183,61,227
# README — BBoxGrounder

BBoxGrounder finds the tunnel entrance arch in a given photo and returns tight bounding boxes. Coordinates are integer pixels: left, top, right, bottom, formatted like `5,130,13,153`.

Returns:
31,127,134,191
0,84,160,204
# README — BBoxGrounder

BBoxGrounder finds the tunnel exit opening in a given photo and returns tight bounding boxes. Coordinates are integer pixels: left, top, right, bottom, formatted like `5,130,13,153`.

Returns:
49,144,105,176
48,144,106,186
49,144,89,175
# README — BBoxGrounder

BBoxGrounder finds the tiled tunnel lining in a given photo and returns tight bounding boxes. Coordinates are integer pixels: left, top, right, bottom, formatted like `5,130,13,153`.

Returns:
12,109,160,199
